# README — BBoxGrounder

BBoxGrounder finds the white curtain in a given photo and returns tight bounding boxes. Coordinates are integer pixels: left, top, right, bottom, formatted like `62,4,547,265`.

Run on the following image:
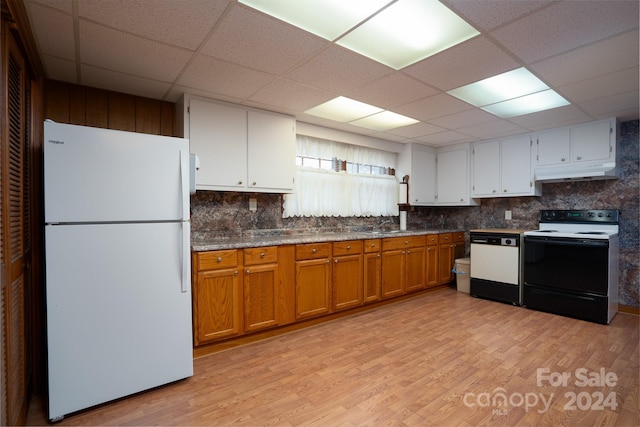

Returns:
296,135,396,166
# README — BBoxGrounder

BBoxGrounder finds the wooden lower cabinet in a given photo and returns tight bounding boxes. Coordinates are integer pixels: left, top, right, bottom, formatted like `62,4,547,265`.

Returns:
363,239,381,303
192,250,243,345
438,232,466,284
381,236,427,298
295,243,332,319
243,247,278,332
332,241,363,311
426,234,439,288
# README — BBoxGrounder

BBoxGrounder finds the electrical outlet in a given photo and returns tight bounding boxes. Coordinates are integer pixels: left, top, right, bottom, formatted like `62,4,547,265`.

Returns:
249,198,257,212
505,210,512,220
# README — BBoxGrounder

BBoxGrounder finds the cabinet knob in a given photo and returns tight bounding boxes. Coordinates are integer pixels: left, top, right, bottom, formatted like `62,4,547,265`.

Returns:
335,259,338,263
238,180,243,185
407,250,411,254
326,259,330,264
312,248,317,254
370,243,376,248
234,271,239,276
260,252,265,258
252,181,257,186
503,189,507,192
217,257,222,262
404,240,409,245
561,158,566,162
459,198,463,202
576,156,582,160
246,269,250,274
347,245,351,250
492,189,496,193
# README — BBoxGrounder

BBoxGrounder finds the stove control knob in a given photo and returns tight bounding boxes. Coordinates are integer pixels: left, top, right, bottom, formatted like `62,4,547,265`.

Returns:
598,212,604,217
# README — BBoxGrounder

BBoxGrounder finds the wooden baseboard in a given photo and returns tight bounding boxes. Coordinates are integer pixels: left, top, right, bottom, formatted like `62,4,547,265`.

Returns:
193,284,453,358
619,304,640,316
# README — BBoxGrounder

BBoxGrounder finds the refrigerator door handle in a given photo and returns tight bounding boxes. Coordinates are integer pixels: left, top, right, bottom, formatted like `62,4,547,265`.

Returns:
181,221,190,293
179,150,189,221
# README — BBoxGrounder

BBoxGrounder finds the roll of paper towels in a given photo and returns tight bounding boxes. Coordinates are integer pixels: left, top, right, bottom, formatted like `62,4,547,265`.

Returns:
398,183,408,204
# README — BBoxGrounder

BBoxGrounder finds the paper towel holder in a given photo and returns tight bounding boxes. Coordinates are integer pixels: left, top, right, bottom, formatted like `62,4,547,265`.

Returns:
398,175,410,211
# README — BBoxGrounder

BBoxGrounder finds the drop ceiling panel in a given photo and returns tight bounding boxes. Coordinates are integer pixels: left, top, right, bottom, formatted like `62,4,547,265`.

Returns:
395,93,474,122
530,30,640,87
81,65,172,100
249,78,335,111
285,45,393,93
345,74,439,110
559,67,639,104
442,0,554,31
508,105,592,130
26,0,72,14
456,120,525,139
579,91,640,119
41,55,76,83
26,2,75,60
78,0,228,50
79,21,192,82
201,6,328,75
403,36,520,90
384,122,446,139
491,1,640,63
429,108,499,130
178,54,276,99
416,130,474,146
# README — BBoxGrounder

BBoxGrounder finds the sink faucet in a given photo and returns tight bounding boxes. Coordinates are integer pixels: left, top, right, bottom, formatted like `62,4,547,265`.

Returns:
376,218,393,230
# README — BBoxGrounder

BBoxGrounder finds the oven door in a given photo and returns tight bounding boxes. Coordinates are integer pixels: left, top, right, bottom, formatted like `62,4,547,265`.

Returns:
524,236,609,295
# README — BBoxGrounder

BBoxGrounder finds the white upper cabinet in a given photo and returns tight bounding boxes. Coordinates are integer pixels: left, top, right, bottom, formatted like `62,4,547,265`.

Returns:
473,135,541,198
398,143,436,205
437,144,478,206
534,118,619,182
178,95,296,193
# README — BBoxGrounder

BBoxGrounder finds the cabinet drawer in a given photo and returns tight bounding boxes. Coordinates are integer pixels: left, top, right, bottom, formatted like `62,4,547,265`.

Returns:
244,246,278,265
382,235,427,251
296,242,331,260
452,232,465,243
364,239,381,253
195,249,240,271
333,240,363,256
426,234,438,246
438,233,452,244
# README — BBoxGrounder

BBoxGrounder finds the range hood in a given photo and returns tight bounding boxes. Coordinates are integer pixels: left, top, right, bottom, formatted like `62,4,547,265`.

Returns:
534,162,619,183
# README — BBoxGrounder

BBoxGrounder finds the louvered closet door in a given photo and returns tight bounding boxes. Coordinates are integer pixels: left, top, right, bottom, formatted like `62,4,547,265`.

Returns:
1,28,30,427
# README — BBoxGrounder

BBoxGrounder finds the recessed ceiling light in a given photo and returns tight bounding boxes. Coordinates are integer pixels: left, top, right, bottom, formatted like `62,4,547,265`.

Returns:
239,0,479,70
337,0,480,69
305,97,418,130
305,97,383,122
350,110,419,131
447,67,570,118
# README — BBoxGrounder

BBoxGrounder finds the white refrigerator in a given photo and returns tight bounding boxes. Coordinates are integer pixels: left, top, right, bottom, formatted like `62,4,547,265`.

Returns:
44,121,193,421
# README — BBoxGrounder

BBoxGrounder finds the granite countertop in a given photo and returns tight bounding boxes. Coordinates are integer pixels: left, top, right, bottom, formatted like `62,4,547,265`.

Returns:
191,229,464,251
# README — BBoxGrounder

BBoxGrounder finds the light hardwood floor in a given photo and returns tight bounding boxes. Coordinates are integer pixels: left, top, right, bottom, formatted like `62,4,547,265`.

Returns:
27,288,639,426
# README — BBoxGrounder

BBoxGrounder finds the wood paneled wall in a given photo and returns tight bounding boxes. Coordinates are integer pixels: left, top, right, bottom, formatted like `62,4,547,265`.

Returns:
44,80,177,136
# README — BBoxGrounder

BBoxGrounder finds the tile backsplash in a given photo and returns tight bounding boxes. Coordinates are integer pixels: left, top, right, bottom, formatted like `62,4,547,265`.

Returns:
191,120,639,308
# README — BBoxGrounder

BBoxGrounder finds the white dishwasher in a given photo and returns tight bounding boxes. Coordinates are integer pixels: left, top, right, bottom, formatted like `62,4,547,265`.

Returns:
470,229,526,305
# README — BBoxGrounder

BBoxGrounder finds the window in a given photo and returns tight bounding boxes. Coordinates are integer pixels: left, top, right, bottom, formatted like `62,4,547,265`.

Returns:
283,135,399,218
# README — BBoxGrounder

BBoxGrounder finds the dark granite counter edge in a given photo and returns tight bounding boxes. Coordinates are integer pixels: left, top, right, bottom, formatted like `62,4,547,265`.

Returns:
191,229,464,252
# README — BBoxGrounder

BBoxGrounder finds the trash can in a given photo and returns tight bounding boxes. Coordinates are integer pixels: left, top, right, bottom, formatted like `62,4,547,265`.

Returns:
453,258,471,293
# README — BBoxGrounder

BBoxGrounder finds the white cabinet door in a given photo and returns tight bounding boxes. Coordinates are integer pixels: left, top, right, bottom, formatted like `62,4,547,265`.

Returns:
501,135,533,195
472,140,500,196
571,120,612,163
537,127,570,167
189,98,247,190
248,110,296,191
411,146,436,204
437,148,469,205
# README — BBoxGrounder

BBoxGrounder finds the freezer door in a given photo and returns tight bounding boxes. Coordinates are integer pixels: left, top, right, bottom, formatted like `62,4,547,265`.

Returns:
44,121,189,223
45,222,193,421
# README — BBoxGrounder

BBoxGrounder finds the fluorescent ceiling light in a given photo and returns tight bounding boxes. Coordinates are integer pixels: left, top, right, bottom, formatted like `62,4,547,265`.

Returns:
481,90,571,118
238,0,391,41
447,67,570,118
337,0,480,69
305,97,418,130
350,111,419,131
239,0,479,70
305,96,383,122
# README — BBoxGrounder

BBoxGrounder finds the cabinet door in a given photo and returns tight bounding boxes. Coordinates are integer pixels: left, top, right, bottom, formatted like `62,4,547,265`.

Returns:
189,98,247,189
411,147,436,204
472,140,500,196
425,245,439,288
194,269,242,345
295,258,331,319
405,246,426,292
571,120,611,163
332,254,363,311
501,135,532,194
381,250,405,299
437,149,468,204
248,110,296,191
438,244,453,284
244,263,278,332
537,128,570,166
363,252,381,303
